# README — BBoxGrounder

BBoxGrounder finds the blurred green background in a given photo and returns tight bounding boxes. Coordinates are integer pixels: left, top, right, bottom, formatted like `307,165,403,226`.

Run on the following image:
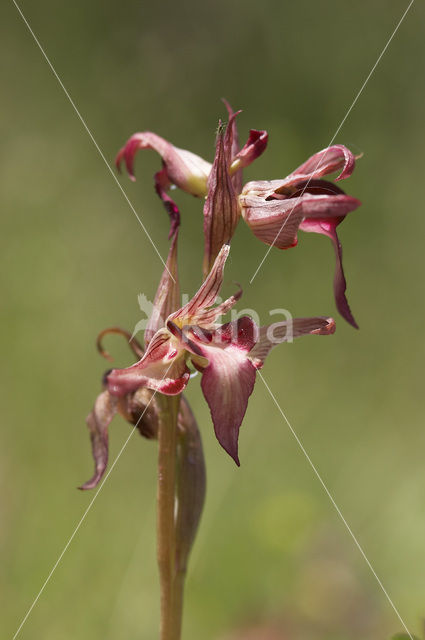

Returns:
1,1,424,638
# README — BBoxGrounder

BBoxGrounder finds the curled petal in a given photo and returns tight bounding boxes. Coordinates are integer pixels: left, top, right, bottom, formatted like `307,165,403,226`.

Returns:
173,244,231,323
96,327,144,361
203,122,240,276
144,230,180,347
300,219,358,328
116,131,211,197
285,144,356,185
192,317,258,465
249,317,336,368
230,129,268,173
79,391,117,490
107,330,189,397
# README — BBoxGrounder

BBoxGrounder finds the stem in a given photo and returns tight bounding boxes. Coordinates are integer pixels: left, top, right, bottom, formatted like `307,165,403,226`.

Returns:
157,393,180,640
173,397,206,639
171,571,185,640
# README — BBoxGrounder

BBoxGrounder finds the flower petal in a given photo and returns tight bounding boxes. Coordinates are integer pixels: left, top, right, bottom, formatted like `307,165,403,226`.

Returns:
240,191,360,250
299,219,358,328
116,131,211,197
79,391,117,490
173,244,230,322
248,316,336,367
107,329,190,397
285,144,356,184
203,122,240,276
193,284,242,327
144,231,180,347
230,129,268,173
192,317,258,465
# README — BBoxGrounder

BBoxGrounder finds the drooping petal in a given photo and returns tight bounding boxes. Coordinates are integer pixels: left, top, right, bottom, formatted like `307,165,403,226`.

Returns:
284,144,356,185
172,244,230,323
299,219,358,328
190,316,258,465
144,230,180,347
203,122,240,277
116,131,211,197
248,316,336,368
107,329,190,397
79,391,118,490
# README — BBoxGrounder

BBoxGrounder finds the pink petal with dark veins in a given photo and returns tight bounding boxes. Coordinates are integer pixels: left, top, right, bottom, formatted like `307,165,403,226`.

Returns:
144,231,180,347
107,330,189,397
116,131,211,196
172,244,231,321
241,192,360,250
285,144,356,185
249,316,336,368
203,122,240,276
192,317,258,465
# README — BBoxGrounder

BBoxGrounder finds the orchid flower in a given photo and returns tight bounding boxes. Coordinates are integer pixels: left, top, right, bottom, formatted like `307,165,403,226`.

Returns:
115,103,267,239
106,244,335,465
116,104,360,327
239,145,361,327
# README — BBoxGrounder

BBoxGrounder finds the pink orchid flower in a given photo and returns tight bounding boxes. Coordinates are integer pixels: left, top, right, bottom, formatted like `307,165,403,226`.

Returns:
116,105,360,327
115,104,267,239
239,145,361,328
107,244,335,464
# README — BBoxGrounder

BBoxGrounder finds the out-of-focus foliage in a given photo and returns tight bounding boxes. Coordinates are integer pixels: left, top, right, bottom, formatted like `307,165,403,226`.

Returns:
1,1,425,639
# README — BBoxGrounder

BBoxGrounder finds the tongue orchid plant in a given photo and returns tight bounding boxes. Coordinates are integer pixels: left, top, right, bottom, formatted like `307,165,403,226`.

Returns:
81,102,361,640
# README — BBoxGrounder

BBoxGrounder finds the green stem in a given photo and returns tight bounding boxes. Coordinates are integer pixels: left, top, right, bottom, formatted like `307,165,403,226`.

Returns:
173,397,206,638
157,394,180,640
